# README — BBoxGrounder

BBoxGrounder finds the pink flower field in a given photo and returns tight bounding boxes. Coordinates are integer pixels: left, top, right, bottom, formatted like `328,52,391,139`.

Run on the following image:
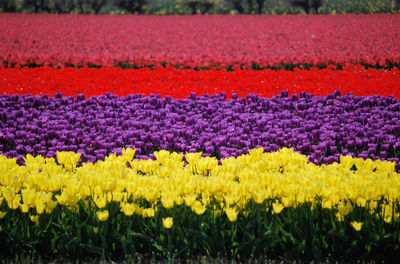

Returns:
1,13,400,68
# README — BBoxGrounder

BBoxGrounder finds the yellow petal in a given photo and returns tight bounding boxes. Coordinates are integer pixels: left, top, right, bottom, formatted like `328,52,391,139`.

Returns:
272,202,284,214
351,221,363,231
225,207,238,222
162,217,173,229
0,211,7,219
30,214,39,224
96,210,109,222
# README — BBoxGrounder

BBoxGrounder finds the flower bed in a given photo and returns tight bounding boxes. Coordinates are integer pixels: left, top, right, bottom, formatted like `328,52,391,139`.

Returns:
1,148,400,261
1,92,400,169
1,14,400,68
1,66,400,98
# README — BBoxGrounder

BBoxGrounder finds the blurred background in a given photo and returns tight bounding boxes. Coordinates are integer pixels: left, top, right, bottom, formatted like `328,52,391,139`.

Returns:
0,0,399,14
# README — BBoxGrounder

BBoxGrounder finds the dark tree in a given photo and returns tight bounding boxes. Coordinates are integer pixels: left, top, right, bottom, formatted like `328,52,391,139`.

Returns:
311,0,323,13
244,0,266,14
246,0,254,13
90,0,106,13
255,0,266,14
183,0,214,15
290,0,323,14
76,0,106,14
53,0,75,13
290,0,310,13
200,0,214,14
23,0,52,12
396,0,399,11
114,0,146,14
0,0,17,12
186,0,198,14
229,0,244,13
76,0,88,13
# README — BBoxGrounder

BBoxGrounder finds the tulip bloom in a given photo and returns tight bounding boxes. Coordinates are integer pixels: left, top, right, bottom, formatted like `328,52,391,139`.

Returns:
162,217,173,229
96,210,109,222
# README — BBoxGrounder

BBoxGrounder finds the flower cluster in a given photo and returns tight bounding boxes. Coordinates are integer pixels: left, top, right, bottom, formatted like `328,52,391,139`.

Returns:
1,14,399,68
1,148,399,224
1,92,399,170
1,66,400,99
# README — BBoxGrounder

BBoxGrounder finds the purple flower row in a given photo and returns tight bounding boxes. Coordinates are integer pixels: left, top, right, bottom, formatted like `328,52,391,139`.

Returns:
1,91,400,169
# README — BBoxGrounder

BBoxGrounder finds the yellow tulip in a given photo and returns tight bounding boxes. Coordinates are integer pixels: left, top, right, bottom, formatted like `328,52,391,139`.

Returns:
191,201,206,215
46,200,58,214
356,197,367,208
335,212,344,222
11,195,21,210
35,201,46,214
112,192,124,202
101,177,116,193
30,214,39,224
0,211,7,219
322,200,333,210
121,203,136,216
248,147,264,160
337,202,353,217
96,210,109,222
251,189,266,204
162,217,173,229
20,203,29,213
184,194,197,207
70,152,81,165
174,195,184,206
142,208,155,218
351,221,363,231
57,151,81,172
161,196,175,209
225,207,238,222
154,150,170,164
382,203,394,223
185,152,202,166
272,202,284,214
56,151,67,165
21,189,36,206
93,185,103,196
122,148,136,162
144,190,159,203
340,155,354,170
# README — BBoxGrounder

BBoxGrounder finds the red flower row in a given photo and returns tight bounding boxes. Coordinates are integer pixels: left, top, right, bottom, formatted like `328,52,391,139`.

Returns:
1,66,399,99
1,14,399,68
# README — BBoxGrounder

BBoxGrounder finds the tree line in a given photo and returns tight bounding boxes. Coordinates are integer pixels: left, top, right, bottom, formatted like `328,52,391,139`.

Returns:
224,0,323,14
0,0,146,14
1,0,399,14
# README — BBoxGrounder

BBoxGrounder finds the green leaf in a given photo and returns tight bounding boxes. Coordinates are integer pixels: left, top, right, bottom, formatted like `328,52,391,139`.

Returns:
80,243,103,255
65,236,80,248
286,239,306,256
186,228,213,245
129,231,161,251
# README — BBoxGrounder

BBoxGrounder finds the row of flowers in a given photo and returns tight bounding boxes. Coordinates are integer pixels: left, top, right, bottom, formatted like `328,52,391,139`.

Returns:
1,66,400,98
1,14,400,68
1,148,399,261
1,147,399,223
1,92,399,169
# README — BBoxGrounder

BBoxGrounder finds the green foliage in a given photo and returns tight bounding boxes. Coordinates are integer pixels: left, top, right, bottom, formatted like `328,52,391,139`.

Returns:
1,0,399,14
1,197,400,262
178,0,222,14
5,59,400,71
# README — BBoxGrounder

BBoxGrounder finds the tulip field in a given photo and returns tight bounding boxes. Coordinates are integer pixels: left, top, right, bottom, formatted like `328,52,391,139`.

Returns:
1,14,400,68
1,13,400,262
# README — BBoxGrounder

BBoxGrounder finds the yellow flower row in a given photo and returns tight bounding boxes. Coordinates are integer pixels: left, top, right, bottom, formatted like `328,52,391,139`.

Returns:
0,148,399,225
